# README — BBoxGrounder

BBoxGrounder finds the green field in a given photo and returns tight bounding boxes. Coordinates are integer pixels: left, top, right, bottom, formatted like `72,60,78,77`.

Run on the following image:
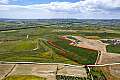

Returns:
2,75,46,80
54,38,98,64
0,25,119,65
0,40,36,52
0,27,98,65
78,32,120,39
90,67,106,80
0,39,76,64
107,45,120,54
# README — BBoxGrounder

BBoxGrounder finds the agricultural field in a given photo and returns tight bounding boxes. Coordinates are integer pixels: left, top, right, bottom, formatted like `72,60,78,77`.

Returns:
0,19,120,80
107,45,120,54
90,65,120,80
79,32,120,39
0,25,99,65
2,75,46,80
53,38,98,64
0,27,78,64
89,67,107,80
56,75,87,80
0,23,120,64
0,64,14,80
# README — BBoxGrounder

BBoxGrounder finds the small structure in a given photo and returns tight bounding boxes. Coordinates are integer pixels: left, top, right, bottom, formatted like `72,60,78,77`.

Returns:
26,35,29,39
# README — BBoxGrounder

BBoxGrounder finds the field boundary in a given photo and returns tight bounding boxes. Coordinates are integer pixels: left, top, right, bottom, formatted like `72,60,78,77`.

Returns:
0,61,120,67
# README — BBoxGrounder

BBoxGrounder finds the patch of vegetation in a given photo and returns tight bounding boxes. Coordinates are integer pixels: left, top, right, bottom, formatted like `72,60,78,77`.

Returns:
0,39,76,64
2,75,46,80
107,45,120,54
90,67,106,80
0,21,119,65
0,40,37,52
56,75,87,80
0,19,119,66
54,38,98,64
79,32,120,39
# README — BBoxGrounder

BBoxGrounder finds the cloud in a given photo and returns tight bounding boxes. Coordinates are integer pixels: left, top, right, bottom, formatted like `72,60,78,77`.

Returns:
0,0,9,4
0,0,17,4
83,0,120,11
27,2,82,13
0,0,120,19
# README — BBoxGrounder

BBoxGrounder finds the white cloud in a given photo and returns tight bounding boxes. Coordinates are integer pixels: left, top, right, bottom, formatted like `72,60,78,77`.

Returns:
0,0,9,4
0,0,120,19
0,0,17,4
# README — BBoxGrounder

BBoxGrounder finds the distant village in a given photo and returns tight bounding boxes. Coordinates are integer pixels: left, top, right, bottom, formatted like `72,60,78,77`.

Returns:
101,39,120,45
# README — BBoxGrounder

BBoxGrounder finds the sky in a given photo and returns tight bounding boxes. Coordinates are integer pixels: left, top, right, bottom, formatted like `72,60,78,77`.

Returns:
0,0,120,19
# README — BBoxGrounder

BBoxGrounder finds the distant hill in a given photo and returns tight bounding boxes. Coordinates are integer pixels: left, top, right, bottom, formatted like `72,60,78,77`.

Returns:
0,18,120,27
